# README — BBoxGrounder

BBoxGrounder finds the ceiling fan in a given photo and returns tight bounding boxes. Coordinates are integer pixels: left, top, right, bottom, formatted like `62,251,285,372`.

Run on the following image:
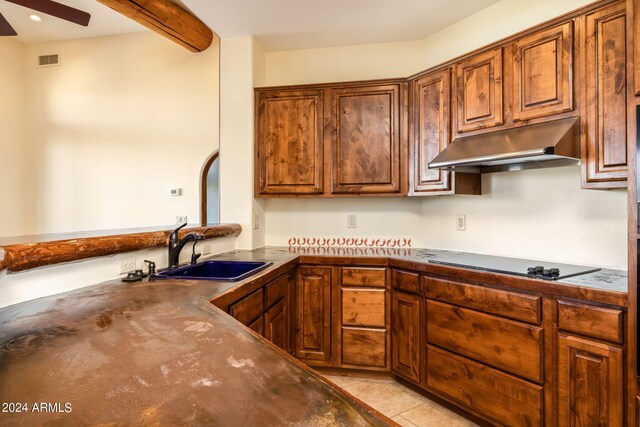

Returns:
0,0,91,36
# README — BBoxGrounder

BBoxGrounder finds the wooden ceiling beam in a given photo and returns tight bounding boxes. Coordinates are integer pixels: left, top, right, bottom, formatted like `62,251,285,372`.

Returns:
96,0,214,52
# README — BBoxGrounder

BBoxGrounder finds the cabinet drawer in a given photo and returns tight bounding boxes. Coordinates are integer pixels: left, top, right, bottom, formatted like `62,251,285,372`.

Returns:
229,288,264,326
391,269,420,294
342,288,386,327
265,274,290,308
342,327,386,368
341,267,386,287
427,346,543,427
558,300,623,343
427,300,543,383
425,277,541,324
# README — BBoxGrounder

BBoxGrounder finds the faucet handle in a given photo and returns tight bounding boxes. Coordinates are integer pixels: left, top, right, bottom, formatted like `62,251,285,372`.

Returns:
170,222,187,242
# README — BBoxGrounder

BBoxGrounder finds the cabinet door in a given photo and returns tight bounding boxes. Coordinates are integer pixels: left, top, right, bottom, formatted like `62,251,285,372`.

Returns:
264,298,288,351
512,22,573,121
328,83,402,194
391,290,422,383
255,89,324,195
295,266,332,361
558,334,623,426
634,0,640,96
453,48,504,134
411,69,452,193
583,2,628,188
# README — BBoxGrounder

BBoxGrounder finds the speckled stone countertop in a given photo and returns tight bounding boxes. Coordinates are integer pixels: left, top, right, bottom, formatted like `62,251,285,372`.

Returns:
0,246,627,425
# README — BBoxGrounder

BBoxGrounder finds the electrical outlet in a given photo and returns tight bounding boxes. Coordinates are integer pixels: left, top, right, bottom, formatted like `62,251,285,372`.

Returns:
176,215,188,224
120,257,136,274
456,214,466,231
202,244,211,255
253,214,260,230
347,214,357,228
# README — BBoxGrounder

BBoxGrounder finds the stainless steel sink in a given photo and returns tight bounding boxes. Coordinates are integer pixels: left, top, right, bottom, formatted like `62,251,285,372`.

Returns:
155,260,272,281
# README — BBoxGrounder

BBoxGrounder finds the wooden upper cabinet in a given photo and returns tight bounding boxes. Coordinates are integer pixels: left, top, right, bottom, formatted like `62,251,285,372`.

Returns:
411,69,451,193
328,83,403,194
453,48,504,134
557,334,623,427
255,89,324,195
512,22,574,121
634,0,640,96
583,2,628,188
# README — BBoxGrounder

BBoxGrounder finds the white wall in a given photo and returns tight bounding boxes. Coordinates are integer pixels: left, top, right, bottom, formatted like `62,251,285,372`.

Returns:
0,32,230,309
9,32,220,235
260,0,628,270
0,39,36,237
219,36,265,249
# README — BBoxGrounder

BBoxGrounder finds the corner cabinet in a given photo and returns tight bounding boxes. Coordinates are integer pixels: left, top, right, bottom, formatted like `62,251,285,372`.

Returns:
255,88,324,195
409,68,481,195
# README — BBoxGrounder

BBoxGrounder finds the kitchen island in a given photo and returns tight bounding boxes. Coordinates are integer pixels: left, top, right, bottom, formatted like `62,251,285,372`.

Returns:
0,247,627,425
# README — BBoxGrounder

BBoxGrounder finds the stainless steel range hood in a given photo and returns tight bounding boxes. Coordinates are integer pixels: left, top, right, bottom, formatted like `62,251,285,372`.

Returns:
428,117,580,173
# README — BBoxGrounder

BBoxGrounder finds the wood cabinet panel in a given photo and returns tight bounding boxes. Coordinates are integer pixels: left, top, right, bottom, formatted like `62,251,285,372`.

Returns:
295,266,332,361
512,22,574,121
391,291,421,383
391,269,421,295
634,0,640,96
341,288,386,327
427,346,543,427
264,298,289,351
265,273,290,308
425,277,541,324
255,89,324,195
341,327,386,368
557,334,623,427
328,84,402,194
583,2,628,187
341,267,386,288
229,288,264,326
454,48,504,134
248,316,264,336
411,69,452,193
557,300,623,343
427,300,543,383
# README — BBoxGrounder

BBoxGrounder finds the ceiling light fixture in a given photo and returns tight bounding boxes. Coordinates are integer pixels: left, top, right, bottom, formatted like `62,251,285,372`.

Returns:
29,14,42,22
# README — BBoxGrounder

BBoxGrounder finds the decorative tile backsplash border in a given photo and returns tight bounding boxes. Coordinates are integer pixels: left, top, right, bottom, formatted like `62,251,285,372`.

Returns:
287,236,412,248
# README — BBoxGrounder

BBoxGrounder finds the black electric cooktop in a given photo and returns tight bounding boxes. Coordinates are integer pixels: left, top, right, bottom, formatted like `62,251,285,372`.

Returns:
428,253,600,281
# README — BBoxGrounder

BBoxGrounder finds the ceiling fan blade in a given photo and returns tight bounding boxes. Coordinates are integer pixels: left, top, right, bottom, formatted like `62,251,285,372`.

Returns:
0,12,17,36
4,0,91,26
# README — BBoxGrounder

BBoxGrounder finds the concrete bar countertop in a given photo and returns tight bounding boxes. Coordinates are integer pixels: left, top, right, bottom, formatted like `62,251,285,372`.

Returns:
0,246,627,425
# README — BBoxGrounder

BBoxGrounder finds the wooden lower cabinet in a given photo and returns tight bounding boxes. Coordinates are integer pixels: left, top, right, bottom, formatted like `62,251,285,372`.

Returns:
341,327,386,368
295,266,332,362
264,298,289,352
391,290,422,384
227,273,294,353
557,334,623,426
426,299,543,383
427,346,543,426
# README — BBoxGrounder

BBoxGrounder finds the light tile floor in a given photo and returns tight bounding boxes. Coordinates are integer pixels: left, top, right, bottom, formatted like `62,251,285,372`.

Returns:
323,375,479,427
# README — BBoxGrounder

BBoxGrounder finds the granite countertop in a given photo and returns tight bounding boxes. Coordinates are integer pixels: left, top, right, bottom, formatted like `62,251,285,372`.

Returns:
0,246,627,425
